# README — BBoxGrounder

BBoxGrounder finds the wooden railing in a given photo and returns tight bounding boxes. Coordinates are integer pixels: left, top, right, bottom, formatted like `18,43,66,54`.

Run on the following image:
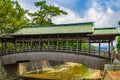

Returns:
0,45,111,59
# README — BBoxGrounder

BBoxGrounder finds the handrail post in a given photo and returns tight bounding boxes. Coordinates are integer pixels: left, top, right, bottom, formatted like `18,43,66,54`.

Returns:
88,39,91,53
14,39,17,53
76,39,79,52
66,35,68,51
56,35,59,51
38,36,41,51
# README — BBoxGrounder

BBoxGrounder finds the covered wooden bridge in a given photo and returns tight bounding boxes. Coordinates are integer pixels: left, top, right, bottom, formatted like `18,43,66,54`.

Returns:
0,22,119,72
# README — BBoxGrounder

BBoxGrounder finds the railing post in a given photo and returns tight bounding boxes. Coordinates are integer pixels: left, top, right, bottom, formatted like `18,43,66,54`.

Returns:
76,39,79,52
66,35,68,51
38,36,41,51
56,35,59,51
30,37,33,51
79,40,82,52
88,39,91,53
22,37,25,52
14,39,17,53
1,39,3,55
47,36,50,50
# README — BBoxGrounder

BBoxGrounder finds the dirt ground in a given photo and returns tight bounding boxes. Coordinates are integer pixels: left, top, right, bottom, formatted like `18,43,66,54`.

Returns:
104,71,120,80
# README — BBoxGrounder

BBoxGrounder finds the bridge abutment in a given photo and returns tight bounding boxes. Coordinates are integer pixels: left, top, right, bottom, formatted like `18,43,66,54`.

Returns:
3,63,19,77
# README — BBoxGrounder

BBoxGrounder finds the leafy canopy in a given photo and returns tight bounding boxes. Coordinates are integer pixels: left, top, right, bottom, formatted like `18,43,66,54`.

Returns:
117,21,120,51
0,0,29,33
29,0,67,26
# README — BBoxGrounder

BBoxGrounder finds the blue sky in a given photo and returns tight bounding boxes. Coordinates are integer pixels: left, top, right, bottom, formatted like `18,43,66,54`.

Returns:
14,0,120,28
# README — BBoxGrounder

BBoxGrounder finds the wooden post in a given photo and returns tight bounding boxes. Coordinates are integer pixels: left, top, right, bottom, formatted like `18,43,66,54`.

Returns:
22,37,25,52
30,37,33,51
108,40,111,58
66,35,68,50
56,35,59,51
14,39,17,53
76,39,79,52
48,36,50,50
1,40,3,55
4,42,7,54
38,36,41,51
99,40,101,55
72,39,74,51
111,40,113,52
89,39,91,53
110,40,114,62
79,40,82,52
8,42,10,54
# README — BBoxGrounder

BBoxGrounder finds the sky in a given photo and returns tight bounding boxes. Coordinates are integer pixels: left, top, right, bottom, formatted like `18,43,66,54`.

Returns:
14,0,120,28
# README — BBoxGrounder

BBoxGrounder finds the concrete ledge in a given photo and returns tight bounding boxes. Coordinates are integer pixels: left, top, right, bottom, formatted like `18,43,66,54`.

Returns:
104,64,120,70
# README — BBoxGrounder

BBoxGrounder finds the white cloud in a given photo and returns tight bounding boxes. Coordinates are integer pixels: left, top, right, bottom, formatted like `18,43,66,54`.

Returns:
52,1,120,28
15,0,120,28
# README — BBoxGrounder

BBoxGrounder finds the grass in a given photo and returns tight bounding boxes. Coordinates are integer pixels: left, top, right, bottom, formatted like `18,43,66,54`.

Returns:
23,62,101,80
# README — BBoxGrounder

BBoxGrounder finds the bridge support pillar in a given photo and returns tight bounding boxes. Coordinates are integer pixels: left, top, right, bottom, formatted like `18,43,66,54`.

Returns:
3,63,19,77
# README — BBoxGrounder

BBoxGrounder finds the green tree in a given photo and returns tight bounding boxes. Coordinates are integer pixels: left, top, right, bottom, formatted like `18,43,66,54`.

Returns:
0,0,29,33
117,21,120,51
29,0,67,26
118,21,120,27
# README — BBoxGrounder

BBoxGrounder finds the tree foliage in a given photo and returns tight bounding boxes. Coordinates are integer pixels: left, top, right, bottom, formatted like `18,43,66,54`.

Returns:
118,21,120,27
0,0,67,33
0,0,29,33
29,0,67,26
117,21,120,51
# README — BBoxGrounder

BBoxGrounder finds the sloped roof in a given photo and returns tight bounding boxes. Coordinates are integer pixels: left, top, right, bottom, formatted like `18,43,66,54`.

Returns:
11,22,94,36
93,27,119,35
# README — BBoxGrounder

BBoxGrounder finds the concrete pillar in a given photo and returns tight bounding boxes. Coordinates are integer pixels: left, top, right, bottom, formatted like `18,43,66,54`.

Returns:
19,63,27,75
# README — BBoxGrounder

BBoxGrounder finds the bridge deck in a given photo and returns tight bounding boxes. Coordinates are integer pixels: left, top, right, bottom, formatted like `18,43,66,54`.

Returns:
2,51,110,70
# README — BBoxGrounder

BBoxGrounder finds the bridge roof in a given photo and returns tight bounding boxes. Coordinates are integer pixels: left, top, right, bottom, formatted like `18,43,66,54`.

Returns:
93,27,119,35
9,22,120,37
11,22,94,36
